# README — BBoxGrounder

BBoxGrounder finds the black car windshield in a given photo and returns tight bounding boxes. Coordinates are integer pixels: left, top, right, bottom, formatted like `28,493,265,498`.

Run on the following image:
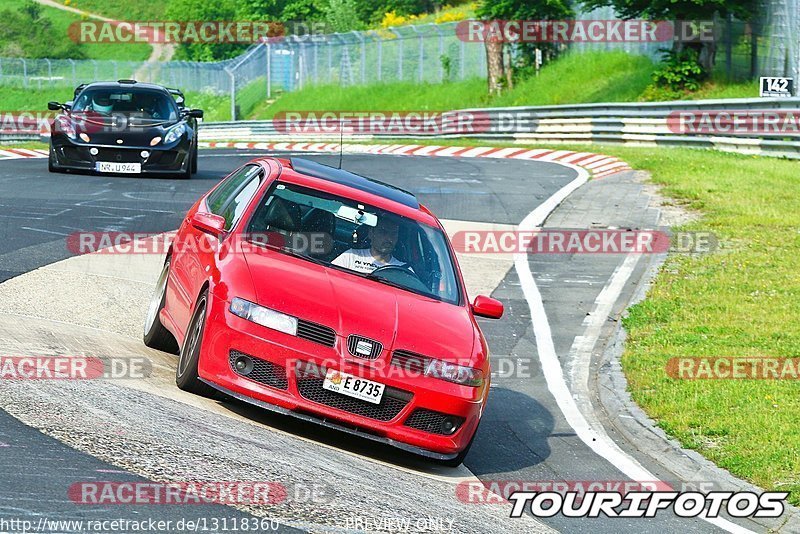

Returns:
72,88,178,121
246,182,462,305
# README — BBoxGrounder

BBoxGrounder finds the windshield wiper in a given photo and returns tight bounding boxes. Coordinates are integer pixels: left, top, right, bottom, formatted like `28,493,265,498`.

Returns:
364,272,433,299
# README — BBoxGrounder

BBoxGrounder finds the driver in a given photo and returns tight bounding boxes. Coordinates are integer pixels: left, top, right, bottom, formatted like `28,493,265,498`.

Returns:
90,94,113,115
332,217,404,274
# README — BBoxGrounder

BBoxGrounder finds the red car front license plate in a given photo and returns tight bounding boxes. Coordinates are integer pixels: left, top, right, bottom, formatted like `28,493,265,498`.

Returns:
322,369,385,404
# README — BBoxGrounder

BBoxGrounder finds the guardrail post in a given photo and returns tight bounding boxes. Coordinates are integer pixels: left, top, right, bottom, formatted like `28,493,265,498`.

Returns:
45,58,52,87
21,59,27,88
69,59,75,85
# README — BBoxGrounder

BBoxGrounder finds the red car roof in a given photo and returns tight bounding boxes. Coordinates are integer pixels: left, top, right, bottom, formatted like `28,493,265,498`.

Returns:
255,157,441,228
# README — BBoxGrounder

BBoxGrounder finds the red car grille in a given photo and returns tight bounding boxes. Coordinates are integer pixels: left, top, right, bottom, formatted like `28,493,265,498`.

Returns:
295,361,412,421
404,408,464,435
347,335,383,360
296,320,336,347
391,350,430,374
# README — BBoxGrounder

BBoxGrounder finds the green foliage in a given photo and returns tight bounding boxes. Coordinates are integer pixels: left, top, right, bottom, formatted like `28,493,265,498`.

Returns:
477,0,572,19
0,1,86,59
579,0,757,20
651,48,708,93
324,0,365,32
440,54,453,81
166,0,248,60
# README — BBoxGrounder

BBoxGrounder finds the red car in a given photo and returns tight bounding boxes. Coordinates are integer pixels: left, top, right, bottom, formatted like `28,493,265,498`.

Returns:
143,156,504,465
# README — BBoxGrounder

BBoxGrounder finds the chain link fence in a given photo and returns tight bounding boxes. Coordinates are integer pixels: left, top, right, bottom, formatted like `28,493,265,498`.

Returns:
0,7,797,119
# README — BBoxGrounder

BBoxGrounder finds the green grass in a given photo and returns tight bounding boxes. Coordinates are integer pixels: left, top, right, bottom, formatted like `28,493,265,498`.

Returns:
250,78,488,118
64,0,170,21
250,51,758,118
1,0,151,61
614,148,800,506
491,52,656,106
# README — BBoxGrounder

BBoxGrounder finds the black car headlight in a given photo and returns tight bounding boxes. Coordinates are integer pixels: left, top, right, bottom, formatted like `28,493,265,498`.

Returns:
163,123,186,144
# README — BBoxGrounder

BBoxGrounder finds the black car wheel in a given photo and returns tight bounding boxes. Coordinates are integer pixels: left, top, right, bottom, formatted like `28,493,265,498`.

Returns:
48,144,60,173
175,290,217,398
178,149,192,180
143,258,179,354
191,141,198,174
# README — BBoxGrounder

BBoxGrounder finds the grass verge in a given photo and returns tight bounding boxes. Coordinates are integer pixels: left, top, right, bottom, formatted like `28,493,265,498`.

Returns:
1,0,151,61
251,51,759,118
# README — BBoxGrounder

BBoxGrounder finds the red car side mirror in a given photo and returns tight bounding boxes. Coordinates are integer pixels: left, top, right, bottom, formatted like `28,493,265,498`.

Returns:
191,211,226,237
472,295,504,319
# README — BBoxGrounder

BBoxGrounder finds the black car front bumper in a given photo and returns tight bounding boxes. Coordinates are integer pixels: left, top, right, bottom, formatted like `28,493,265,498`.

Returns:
50,134,191,176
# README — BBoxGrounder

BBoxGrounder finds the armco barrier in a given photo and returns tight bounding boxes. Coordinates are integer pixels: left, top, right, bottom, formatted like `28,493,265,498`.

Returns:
197,97,800,159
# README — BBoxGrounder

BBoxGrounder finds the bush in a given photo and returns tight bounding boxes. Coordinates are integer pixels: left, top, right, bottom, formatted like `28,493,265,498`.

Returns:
650,48,708,93
0,1,86,59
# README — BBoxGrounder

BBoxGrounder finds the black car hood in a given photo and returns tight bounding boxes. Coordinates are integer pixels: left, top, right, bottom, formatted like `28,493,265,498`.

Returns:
67,113,184,146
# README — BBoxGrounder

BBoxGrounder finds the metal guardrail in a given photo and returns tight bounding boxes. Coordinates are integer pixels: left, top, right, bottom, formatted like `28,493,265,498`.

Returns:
197,97,800,159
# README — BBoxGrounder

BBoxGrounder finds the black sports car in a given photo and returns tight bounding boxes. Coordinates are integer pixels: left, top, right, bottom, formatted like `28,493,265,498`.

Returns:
47,80,203,179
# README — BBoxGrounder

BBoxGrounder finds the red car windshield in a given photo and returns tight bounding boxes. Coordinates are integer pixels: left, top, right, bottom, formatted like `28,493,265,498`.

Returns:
246,182,462,305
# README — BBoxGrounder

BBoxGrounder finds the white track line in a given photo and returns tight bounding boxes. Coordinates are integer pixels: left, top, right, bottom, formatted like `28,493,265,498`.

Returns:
516,161,752,533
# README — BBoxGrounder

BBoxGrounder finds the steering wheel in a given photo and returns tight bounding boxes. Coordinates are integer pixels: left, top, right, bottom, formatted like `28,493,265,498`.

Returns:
369,265,429,293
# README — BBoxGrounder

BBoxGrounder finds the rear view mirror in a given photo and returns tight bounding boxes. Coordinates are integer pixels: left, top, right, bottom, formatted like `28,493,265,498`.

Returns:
191,211,226,237
48,101,63,111
472,295,504,319
187,108,204,119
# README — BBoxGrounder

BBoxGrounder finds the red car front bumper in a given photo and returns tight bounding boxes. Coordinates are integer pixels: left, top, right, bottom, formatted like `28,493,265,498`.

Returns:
196,294,486,459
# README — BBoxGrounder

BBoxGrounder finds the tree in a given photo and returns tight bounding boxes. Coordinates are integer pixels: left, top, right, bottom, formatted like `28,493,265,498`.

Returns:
476,0,573,95
166,0,243,61
580,0,759,72
324,0,365,32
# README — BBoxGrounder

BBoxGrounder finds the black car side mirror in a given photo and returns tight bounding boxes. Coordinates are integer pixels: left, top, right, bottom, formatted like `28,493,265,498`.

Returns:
186,108,204,119
48,101,64,111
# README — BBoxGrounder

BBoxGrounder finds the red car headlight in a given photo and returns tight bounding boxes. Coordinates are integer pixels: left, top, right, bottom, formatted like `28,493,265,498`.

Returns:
424,359,484,387
230,297,298,336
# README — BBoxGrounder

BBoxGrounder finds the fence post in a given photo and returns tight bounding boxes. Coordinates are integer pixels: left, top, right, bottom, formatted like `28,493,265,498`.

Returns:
391,28,403,81
460,39,465,79
266,42,272,99
327,37,333,84
377,32,383,81
350,31,366,84
408,25,424,82
313,40,319,83
45,58,52,87
69,59,75,85
725,13,733,81
431,23,444,82
21,59,27,88
226,67,236,121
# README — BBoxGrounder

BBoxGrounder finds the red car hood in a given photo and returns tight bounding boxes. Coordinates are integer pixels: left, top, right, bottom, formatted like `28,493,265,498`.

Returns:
242,248,476,363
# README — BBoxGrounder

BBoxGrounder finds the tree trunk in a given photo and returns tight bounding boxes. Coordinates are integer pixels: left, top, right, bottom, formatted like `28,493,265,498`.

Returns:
504,44,514,90
485,38,504,96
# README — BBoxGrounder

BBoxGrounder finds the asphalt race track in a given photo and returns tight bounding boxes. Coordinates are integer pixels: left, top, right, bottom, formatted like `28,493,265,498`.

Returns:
0,149,784,533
